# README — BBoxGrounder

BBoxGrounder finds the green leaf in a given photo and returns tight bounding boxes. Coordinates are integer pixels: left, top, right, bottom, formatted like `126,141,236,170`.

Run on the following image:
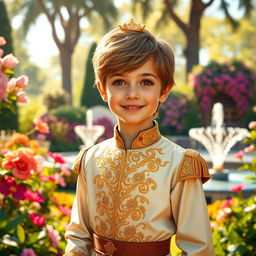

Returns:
0,208,7,222
17,224,25,243
4,214,26,232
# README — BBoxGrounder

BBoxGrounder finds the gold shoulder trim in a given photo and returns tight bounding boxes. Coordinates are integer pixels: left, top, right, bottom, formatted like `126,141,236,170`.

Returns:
177,149,211,184
63,252,85,256
71,146,92,174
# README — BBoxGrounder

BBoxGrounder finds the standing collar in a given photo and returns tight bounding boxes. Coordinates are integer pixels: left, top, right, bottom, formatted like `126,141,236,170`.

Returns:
114,121,161,150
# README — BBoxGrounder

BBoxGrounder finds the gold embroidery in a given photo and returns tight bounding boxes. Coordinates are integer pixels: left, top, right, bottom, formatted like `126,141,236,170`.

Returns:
177,149,211,184
63,251,85,256
114,123,161,149
93,147,169,242
72,146,92,174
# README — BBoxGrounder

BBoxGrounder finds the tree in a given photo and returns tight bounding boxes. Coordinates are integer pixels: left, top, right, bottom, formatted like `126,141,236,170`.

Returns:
133,0,254,79
13,0,117,104
0,0,18,131
80,42,107,108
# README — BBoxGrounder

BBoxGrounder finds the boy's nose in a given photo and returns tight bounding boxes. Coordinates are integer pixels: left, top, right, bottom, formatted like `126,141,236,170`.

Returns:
125,84,140,99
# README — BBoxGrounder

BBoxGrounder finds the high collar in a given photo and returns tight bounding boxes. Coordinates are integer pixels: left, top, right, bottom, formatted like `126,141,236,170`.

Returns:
114,122,161,150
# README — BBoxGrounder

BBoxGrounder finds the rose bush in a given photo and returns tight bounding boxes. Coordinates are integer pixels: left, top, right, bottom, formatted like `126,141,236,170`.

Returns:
0,36,71,255
0,36,29,112
0,131,72,255
210,107,256,255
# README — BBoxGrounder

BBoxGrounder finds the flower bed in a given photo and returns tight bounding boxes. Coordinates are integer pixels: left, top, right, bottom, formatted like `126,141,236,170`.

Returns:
190,61,256,117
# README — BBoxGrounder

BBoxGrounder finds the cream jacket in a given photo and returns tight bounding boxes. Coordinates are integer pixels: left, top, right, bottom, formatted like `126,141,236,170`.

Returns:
64,124,214,256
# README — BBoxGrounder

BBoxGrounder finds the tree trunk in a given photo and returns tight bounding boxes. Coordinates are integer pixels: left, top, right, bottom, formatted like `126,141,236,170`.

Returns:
164,0,212,80
184,26,200,78
60,47,72,104
184,0,204,79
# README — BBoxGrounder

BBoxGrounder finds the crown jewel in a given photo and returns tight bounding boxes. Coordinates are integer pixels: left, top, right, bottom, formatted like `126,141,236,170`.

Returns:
119,19,145,32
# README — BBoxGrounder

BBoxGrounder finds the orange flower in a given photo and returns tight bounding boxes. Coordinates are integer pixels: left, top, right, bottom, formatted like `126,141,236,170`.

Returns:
2,147,38,180
5,133,30,148
33,117,49,134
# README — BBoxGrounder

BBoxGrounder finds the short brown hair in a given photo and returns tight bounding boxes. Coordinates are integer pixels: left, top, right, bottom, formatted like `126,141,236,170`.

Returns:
93,28,175,90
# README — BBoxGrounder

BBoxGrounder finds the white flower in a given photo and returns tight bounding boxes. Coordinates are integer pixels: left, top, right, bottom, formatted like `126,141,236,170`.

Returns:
227,244,237,252
244,204,256,212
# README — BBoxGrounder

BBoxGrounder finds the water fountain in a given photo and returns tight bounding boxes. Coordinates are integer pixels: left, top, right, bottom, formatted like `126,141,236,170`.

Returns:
189,102,249,180
74,109,105,149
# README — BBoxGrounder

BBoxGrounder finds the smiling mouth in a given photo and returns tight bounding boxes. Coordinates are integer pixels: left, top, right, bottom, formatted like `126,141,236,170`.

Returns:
121,105,144,111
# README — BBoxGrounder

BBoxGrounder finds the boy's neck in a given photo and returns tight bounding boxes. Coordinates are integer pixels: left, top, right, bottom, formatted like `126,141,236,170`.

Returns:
117,121,154,150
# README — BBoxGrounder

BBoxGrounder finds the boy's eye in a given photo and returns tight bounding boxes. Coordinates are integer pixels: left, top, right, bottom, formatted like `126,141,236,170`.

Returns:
112,79,127,86
140,79,154,86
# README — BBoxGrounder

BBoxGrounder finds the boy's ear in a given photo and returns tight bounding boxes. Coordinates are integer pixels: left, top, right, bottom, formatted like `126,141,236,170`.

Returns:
97,82,108,102
159,85,172,102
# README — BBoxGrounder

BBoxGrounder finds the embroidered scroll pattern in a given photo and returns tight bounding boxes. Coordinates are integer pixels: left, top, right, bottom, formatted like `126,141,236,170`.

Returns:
93,147,169,242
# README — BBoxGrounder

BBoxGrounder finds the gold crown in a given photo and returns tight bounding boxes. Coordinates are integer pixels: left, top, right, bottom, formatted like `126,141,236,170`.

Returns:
119,19,145,32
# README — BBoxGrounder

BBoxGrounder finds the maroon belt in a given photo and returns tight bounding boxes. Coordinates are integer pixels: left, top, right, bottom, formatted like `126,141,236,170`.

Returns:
92,233,171,256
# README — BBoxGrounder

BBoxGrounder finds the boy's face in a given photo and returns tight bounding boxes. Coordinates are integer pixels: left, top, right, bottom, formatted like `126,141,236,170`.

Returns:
97,58,171,130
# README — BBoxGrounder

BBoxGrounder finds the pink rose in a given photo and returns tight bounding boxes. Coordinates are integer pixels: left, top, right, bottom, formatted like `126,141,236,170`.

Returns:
25,190,45,203
233,150,244,159
248,121,256,130
2,148,38,180
46,225,61,247
2,53,19,69
29,213,46,227
17,91,30,103
0,36,6,46
244,145,254,153
7,78,17,91
21,248,37,256
229,183,246,192
57,205,71,216
221,199,232,209
0,70,8,101
253,106,256,112
48,152,66,164
16,75,29,88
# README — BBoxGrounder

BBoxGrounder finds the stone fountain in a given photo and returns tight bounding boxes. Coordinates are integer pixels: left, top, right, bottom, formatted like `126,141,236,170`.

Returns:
74,110,105,149
189,102,249,180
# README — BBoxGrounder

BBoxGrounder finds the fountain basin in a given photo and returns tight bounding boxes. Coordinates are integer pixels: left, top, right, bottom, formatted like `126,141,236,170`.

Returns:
204,169,256,203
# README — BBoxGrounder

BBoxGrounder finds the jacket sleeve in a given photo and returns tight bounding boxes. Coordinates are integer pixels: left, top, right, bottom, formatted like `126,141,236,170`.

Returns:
170,149,214,256
64,149,94,256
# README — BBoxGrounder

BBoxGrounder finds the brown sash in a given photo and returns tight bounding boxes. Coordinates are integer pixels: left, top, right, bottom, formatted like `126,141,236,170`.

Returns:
93,233,171,256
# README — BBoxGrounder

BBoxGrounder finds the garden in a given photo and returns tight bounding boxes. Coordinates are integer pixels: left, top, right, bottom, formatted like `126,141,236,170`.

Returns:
1,0,256,255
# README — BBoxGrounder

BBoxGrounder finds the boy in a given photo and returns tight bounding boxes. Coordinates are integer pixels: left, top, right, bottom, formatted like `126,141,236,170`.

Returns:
64,19,214,256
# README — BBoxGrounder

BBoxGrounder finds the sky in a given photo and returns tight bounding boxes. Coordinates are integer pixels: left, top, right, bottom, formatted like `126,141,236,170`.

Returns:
11,0,243,67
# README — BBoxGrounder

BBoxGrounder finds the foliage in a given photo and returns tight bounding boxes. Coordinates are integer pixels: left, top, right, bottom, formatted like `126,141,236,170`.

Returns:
40,106,86,152
43,90,69,111
201,15,256,70
159,92,200,135
0,82,70,255
80,41,107,108
0,132,71,255
19,96,46,134
190,60,256,116
210,109,256,256
49,105,87,124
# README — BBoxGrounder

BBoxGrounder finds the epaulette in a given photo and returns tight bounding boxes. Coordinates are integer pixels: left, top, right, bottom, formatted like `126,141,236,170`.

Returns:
71,146,92,175
177,149,211,184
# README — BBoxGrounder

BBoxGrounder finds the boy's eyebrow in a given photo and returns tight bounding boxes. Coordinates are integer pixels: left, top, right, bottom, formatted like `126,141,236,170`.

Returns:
110,73,158,78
